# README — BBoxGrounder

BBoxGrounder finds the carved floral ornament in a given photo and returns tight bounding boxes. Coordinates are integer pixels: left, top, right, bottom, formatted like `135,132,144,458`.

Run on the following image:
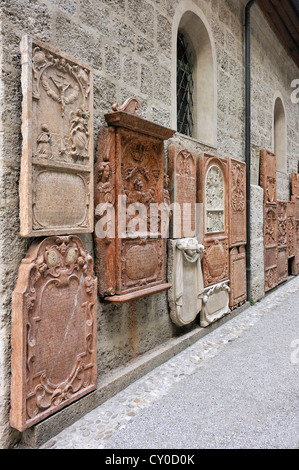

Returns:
10,235,97,431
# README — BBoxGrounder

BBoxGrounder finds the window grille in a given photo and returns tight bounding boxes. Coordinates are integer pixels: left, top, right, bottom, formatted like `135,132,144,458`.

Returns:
177,31,194,137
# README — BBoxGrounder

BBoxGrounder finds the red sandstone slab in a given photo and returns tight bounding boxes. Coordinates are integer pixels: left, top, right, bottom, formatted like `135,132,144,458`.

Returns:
19,35,94,237
263,203,278,292
94,98,175,299
197,153,229,238
287,201,296,259
168,145,197,238
10,236,97,432
228,158,246,248
259,149,277,204
229,246,247,310
202,236,229,288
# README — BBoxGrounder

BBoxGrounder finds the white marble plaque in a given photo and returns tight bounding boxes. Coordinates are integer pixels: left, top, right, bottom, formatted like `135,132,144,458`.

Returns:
200,280,230,327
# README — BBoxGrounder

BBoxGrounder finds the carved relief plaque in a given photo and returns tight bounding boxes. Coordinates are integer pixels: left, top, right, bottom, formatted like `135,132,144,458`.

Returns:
228,158,246,247
259,149,277,204
291,173,299,219
197,154,229,287
287,201,295,259
264,204,278,292
168,145,197,238
20,35,94,237
202,238,229,287
94,98,175,302
229,246,247,310
10,236,97,431
167,238,205,327
277,201,288,284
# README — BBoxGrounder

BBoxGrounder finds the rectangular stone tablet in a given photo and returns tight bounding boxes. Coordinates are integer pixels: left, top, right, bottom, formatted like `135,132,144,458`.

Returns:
19,35,94,237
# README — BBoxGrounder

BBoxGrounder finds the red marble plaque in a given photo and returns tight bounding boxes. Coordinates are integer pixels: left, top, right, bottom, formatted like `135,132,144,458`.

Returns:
291,173,299,220
10,235,97,432
94,126,116,296
94,97,175,302
198,153,229,287
264,204,278,292
296,220,299,275
287,201,296,259
168,145,197,238
260,149,277,204
228,158,246,248
202,237,229,288
229,246,247,310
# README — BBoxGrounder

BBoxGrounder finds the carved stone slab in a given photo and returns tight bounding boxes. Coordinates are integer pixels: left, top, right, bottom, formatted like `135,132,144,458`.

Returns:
259,149,277,204
20,35,94,237
229,246,247,310
228,158,246,247
264,204,278,292
10,236,97,431
94,126,116,296
94,98,175,301
167,238,204,327
168,145,197,238
296,220,299,275
287,201,296,259
277,201,288,284
200,280,230,327
202,237,229,288
197,154,229,288
291,173,299,221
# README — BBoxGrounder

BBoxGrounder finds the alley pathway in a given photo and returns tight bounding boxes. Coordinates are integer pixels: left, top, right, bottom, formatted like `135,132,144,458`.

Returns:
41,276,299,449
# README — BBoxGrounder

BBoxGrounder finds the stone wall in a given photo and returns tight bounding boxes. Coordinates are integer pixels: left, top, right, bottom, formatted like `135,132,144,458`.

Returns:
0,0,298,448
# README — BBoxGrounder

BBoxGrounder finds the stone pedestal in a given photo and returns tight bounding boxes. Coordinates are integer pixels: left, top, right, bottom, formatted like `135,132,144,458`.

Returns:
167,238,204,327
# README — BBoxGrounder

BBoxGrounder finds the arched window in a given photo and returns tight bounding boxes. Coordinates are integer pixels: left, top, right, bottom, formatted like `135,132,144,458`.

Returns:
273,95,287,173
177,30,194,137
172,4,217,146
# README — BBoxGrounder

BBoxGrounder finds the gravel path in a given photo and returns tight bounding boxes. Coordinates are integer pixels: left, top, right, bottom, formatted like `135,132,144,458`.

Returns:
42,276,299,449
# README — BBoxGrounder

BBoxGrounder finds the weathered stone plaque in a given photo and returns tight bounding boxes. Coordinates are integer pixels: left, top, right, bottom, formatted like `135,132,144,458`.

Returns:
197,154,229,287
200,280,230,327
260,149,277,204
277,201,288,284
264,204,278,292
287,201,295,260
20,35,94,237
291,173,299,220
228,158,246,247
202,237,229,287
229,246,247,310
168,145,197,238
94,98,175,302
10,236,97,431
167,238,205,327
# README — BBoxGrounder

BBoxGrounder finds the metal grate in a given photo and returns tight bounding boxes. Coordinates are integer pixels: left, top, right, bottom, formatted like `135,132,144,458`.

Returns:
177,30,194,137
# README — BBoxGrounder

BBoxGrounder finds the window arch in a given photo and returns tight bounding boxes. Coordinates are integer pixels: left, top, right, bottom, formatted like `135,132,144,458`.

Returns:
172,2,217,146
177,30,194,136
273,94,287,173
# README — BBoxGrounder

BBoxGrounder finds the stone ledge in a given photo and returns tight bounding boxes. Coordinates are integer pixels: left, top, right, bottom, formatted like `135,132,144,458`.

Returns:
19,301,249,448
